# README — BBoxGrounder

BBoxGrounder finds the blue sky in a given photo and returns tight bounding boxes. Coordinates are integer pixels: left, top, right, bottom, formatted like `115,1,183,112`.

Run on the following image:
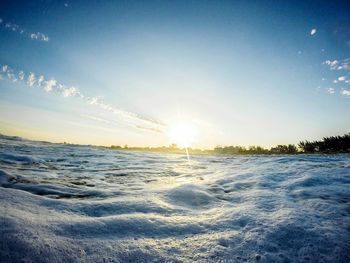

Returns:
0,0,349,148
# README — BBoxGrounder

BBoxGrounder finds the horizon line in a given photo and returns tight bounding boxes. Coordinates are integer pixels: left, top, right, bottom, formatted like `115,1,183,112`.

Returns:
1,131,349,152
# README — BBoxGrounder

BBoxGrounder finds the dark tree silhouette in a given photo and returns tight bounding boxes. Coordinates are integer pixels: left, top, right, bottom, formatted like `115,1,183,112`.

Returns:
298,134,350,153
108,133,350,155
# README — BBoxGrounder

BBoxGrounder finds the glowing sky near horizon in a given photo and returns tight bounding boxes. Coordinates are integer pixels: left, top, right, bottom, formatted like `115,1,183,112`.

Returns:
0,0,350,148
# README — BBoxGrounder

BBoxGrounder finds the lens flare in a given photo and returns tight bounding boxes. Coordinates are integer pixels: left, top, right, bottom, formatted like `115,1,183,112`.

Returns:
167,122,197,148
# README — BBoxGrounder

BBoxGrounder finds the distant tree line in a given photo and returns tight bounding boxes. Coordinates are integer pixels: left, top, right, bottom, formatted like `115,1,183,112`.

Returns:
213,144,298,155
213,134,349,154
109,133,350,155
298,133,350,153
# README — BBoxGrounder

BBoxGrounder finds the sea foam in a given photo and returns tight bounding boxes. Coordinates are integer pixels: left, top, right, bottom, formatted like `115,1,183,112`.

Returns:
0,135,349,262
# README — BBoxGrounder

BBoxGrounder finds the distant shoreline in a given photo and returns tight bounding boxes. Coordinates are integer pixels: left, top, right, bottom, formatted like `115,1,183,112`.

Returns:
1,132,349,155
107,133,350,155
105,146,350,156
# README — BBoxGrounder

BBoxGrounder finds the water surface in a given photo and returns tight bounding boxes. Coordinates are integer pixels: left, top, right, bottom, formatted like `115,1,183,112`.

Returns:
0,135,349,262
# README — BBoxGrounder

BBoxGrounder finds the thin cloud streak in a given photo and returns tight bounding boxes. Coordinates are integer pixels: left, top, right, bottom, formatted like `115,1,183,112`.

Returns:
1,64,166,133
0,18,49,42
80,114,111,124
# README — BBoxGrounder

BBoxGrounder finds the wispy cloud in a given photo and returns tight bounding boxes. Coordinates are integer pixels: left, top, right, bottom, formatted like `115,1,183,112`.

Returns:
323,60,339,70
30,32,49,42
4,21,24,34
323,58,350,71
27,72,36,86
322,58,350,98
80,114,111,124
0,64,166,133
327,87,335,94
0,18,49,42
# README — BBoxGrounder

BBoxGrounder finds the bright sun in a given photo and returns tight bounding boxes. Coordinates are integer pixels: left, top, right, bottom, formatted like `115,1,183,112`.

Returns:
167,122,197,148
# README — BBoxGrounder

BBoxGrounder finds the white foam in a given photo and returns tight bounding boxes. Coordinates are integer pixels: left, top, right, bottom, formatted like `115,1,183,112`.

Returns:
0,135,350,262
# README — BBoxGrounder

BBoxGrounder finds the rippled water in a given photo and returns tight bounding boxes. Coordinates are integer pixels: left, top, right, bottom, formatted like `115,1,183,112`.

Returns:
0,134,350,262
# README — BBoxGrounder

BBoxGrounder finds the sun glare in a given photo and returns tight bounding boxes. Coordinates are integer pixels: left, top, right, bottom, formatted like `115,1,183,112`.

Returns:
167,122,197,148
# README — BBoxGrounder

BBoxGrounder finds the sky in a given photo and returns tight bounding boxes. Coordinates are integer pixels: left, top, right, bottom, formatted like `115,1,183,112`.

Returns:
0,0,349,149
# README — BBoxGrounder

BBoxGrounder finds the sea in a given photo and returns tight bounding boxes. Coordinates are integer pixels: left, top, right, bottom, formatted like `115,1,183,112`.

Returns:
0,134,349,262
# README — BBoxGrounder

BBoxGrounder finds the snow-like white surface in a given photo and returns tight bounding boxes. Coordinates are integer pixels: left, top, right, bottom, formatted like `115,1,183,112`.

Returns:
0,135,350,262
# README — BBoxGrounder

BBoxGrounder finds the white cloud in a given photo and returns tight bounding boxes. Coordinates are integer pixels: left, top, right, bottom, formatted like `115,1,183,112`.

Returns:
62,86,78,97
27,72,36,87
310,28,317,35
341,89,350,97
30,32,49,42
7,72,17,82
18,71,25,81
1,18,49,42
323,59,350,86
100,103,113,111
87,97,100,105
0,64,166,133
326,88,335,94
80,114,111,124
43,79,57,92
342,63,350,70
2,65,13,80
37,75,45,86
5,22,22,33
324,60,339,70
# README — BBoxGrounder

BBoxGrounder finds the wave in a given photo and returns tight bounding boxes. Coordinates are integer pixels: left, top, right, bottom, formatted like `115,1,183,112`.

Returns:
0,135,349,262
